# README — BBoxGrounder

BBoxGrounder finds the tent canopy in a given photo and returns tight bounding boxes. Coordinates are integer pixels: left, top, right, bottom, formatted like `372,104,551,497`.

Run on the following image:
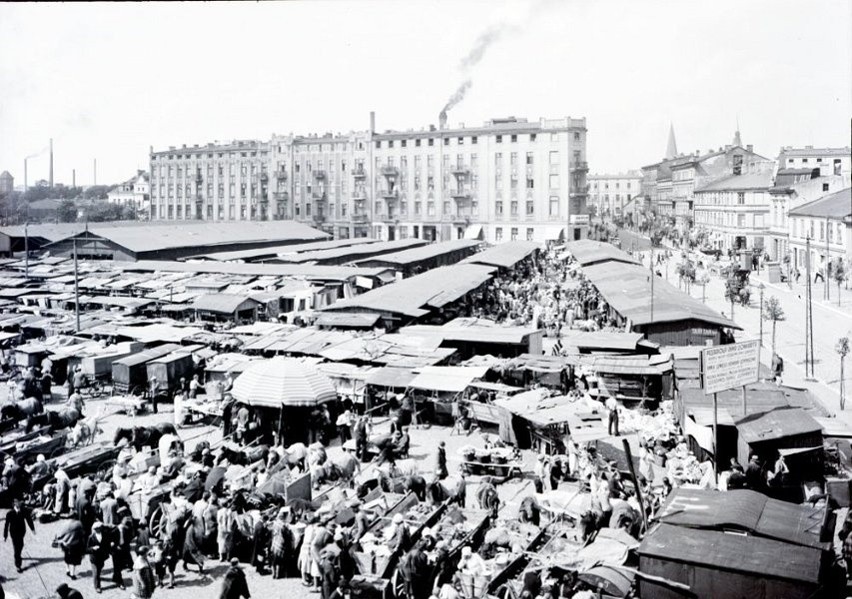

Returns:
231,357,337,408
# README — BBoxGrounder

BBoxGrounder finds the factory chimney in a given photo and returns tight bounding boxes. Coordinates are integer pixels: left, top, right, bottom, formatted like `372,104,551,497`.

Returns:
72,169,76,188
369,111,375,134
93,158,97,186
23,158,28,191
49,138,54,188
439,111,448,130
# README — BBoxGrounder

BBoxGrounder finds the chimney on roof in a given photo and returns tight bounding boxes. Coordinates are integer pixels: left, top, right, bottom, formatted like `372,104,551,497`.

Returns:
439,111,448,130
72,169,76,188
369,111,375,134
746,144,753,152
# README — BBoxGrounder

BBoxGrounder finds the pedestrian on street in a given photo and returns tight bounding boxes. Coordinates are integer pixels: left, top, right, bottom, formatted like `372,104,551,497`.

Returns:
53,517,86,579
131,545,157,599
771,352,784,385
55,583,84,599
189,374,201,399
220,557,251,599
435,440,448,480
112,516,133,589
606,396,619,436
86,521,112,593
148,377,160,414
4,498,35,573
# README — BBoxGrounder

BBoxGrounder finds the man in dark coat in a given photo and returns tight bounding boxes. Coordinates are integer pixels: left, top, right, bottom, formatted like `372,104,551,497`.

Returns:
86,522,112,593
3,498,35,572
354,416,369,463
219,558,251,599
75,488,97,536
111,516,133,589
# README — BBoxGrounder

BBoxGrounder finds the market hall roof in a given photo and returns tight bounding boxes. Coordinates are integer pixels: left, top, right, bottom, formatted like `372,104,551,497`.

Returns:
462,240,541,269
321,263,496,319
190,238,381,262
581,261,738,329
272,238,428,265
563,240,640,267
112,259,389,283
353,239,480,268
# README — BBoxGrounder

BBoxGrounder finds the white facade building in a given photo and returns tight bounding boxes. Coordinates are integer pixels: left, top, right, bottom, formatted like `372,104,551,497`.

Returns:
108,170,150,214
588,171,641,217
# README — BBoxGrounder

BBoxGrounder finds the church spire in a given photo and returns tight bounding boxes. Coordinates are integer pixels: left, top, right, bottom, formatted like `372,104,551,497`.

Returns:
665,123,678,159
733,117,742,147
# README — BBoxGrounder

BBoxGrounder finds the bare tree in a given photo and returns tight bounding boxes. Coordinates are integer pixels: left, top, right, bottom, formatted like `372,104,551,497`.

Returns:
762,296,786,356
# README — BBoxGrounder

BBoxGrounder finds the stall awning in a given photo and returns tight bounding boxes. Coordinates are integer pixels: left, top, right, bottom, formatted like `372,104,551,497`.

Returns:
463,224,483,240
542,225,566,241
408,365,489,393
365,366,416,388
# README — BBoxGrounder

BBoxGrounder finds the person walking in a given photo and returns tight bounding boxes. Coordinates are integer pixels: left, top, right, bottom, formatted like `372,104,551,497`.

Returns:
86,522,112,593
220,557,251,599
53,517,86,579
4,498,35,573
270,507,293,579
131,546,157,599
435,441,448,480
606,396,619,437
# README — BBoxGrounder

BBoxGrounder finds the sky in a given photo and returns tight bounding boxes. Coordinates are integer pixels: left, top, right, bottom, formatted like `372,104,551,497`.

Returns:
1,0,850,187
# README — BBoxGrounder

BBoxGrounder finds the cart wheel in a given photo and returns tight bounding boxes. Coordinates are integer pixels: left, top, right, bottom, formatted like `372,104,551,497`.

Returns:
96,459,115,482
391,569,407,599
149,504,165,537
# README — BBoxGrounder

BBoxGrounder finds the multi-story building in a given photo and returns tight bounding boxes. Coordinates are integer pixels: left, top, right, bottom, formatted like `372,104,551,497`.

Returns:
788,186,852,275
148,114,590,244
641,127,768,229
779,146,851,176
692,163,775,252
107,170,150,214
0,171,13,195
588,171,641,217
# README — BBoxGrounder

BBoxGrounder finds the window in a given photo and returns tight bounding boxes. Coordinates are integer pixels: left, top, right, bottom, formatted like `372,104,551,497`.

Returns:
472,136,478,145
388,140,394,148
549,196,559,216
511,227,518,241
530,134,537,142
495,201,503,216
511,200,518,215
526,177,534,189
375,141,381,149
495,227,503,242
802,158,809,163
820,221,825,241
823,183,830,192
737,192,745,205
443,201,450,214
428,139,434,146
526,228,534,241
526,152,534,165
444,138,449,146
510,134,517,143
526,200,534,215
415,139,421,147
573,132,580,140
401,140,407,148
496,135,503,144
458,137,464,145
510,152,517,165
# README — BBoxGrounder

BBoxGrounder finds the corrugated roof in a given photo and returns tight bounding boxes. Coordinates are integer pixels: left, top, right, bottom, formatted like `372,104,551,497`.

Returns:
658,488,828,550
400,318,537,345
192,294,259,314
275,238,428,264
314,312,382,328
408,365,489,392
582,261,737,329
638,523,822,584
788,187,851,219
322,263,495,318
462,241,540,269
192,238,380,262
736,407,822,444
564,240,640,267
562,331,645,351
354,239,480,267
365,366,416,388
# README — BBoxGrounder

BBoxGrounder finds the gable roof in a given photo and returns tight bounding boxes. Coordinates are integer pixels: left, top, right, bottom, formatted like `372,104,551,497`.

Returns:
787,187,852,219
694,171,774,192
736,407,823,444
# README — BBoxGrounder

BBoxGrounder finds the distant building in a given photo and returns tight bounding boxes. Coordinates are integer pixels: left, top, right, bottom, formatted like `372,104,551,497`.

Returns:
779,146,851,177
787,186,852,275
641,126,769,228
0,171,13,195
149,113,591,244
108,170,150,214
588,171,641,217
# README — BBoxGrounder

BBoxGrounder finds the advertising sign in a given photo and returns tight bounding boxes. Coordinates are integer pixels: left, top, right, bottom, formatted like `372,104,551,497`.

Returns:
701,340,760,394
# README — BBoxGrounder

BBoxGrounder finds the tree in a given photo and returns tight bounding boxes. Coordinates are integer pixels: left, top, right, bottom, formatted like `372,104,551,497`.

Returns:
762,296,786,356
837,336,849,410
57,200,78,223
84,202,124,222
833,259,846,306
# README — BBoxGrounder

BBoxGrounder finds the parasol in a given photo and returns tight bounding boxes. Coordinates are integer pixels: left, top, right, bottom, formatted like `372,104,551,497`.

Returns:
231,357,337,408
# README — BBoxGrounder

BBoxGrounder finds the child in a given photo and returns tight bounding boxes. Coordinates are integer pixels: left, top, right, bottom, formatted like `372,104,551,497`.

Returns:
149,539,166,587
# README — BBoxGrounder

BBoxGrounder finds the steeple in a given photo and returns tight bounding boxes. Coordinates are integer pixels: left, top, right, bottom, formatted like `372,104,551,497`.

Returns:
665,123,678,160
732,118,742,147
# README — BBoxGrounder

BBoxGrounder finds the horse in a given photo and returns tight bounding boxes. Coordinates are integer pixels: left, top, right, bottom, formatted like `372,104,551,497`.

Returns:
427,475,466,506
310,452,361,489
216,444,270,467
68,407,106,448
113,423,178,451
306,443,327,469
0,397,43,423
281,442,308,470
25,407,80,433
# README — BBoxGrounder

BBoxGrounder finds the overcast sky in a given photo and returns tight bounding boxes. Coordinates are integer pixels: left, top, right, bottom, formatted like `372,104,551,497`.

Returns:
1,0,850,187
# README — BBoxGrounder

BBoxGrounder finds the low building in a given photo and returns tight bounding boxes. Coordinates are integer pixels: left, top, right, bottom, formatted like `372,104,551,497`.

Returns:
588,171,641,217
787,186,852,276
107,170,150,215
192,294,260,325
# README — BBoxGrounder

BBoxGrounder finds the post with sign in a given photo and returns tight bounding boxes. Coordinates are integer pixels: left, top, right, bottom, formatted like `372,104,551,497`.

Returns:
700,340,761,481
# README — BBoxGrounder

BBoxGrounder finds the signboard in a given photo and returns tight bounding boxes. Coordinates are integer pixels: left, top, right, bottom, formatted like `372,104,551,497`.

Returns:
700,340,760,394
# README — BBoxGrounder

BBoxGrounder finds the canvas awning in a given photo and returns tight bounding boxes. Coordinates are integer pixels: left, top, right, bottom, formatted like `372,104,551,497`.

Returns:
365,366,416,388
463,224,483,240
407,365,489,393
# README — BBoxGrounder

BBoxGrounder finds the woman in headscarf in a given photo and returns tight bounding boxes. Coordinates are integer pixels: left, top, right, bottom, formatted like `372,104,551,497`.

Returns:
270,507,293,579
298,512,319,588
53,517,86,579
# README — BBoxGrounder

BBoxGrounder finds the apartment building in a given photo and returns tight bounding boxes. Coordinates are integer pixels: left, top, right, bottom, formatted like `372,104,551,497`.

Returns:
148,114,590,244
788,186,852,274
588,171,641,217
107,170,150,214
779,146,851,177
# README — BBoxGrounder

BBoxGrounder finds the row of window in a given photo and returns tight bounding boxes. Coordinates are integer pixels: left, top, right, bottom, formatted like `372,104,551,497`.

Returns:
494,227,537,242
592,181,633,190
374,131,581,150
792,217,845,243
154,150,268,161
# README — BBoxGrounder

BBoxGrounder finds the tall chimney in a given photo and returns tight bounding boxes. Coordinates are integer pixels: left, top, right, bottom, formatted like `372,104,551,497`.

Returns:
23,158,27,191
49,138,54,188
369,111,375,134
72,169,76,188
439,111,448,130
93,158,97,186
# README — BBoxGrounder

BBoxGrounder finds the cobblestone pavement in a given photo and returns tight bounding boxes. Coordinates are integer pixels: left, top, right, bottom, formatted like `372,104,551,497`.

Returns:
1,397,537,599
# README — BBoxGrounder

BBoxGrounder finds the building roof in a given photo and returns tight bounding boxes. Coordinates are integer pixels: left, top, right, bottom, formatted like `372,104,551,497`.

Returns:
400,317,538,345
462,241,540,269
354,239,480,267
564,239,640,267
322,263,495,318
678,382,827,426
0,171,12,178
787,187,852,219
658,488,828,550
694,171,774,193
638,523,822,585
193,238,380,262
781,146,851,157
275,238,428,264
114,260,387,283
562,331,647,351
582,261,737,329
191,294,259,314
736,407,823,444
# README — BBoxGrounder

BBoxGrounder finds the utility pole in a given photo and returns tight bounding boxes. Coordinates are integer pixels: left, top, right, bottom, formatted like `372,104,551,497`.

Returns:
758,282,765,369
650,242,655,323
826,217,830,302
73,237,80,332
24,222,29,279
805,236,814,379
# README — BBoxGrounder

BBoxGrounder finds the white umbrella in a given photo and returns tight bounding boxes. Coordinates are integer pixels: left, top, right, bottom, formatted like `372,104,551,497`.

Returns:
231,357,337,408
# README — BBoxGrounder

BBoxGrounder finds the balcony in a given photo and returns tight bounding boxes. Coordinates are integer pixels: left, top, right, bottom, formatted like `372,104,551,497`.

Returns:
312,214,326,225
452,214,472,225
352,213,369,223
195,173,203,183
352,190,367,200
381,214,398,224
273,191,289,203
451,190,472,202
381,166,399,178
275,169,288,180
258,172,268,183
451,166,471,178
312,192,327,203
313,170,327,180
571,161,589,172
382,189,399,200
352,168,367,179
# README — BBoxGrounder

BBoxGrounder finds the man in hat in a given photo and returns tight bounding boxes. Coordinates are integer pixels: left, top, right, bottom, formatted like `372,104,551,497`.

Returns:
148,377,160,414
131,545,156,599
388,513,411,554
55,583,84,599
4,498,35,573
86,521,113,593
99,491,118,527
220,557,251,599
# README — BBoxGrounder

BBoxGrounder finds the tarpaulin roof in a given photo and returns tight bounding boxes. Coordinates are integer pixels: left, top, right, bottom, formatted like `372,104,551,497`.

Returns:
462,241,540,269
736,407,823,444
658,488,829,550
191,294,259,315
314,312,382,329
365,366,416,388
400,318,538,345
507,353,578,372
584,354,673,376
408,365,489,393
638,523,822,584
564,239,640,267
354,239,480,267
562,331,646,351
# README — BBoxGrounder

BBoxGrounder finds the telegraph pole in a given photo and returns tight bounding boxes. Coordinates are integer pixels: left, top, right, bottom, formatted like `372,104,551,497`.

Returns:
24,222,29,279
650,242,655,323
805,236,814,379
826,217,831,302
73,237,80,332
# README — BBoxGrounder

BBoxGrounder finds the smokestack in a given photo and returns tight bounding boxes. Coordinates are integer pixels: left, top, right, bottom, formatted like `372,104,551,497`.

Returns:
72,169,76,188
24,158,27,191
439,111,448,130
369,111,375,134
49,138,54,188
93,158,97,186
